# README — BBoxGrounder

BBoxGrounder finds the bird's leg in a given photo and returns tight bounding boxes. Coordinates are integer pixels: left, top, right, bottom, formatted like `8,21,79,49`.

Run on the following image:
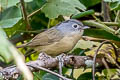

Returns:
25,49,36,58
57,53,65,80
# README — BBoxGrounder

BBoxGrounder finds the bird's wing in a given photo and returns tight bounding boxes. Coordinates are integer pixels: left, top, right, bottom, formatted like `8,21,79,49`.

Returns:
27,28,64,46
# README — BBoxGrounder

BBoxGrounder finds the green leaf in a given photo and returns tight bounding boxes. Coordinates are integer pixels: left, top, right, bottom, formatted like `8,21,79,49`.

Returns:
103,0,120,10
70,40,99,55
42,0,86,19
74,40,95,49
77,72,93,80
33,71,46,80
79,0,101,8
4,19,26,37
33,72,42,80
103,69,117,80
84,29,120,41
110,1,120,10
30,12,48,30
0,0,33,9
72,10,95,19
35,0,46,7
0,0,19,8
42,73,59,80
0,6,22,28
1,6,21,19
0,17,22,28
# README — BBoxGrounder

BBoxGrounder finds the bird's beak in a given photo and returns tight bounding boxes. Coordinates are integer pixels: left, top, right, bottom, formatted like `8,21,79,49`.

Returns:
83,26,90,29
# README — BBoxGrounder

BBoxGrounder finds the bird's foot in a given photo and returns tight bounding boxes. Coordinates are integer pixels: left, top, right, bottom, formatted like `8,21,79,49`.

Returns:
56,53,66,80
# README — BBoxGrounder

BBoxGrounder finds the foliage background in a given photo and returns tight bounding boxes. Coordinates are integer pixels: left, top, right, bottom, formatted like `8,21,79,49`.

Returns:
0,0,120,80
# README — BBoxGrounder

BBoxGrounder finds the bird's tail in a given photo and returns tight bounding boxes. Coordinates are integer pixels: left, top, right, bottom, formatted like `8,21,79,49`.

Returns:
16,43,28,48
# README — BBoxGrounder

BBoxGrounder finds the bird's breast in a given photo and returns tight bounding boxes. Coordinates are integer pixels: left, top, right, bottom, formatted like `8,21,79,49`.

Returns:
34,35,81,56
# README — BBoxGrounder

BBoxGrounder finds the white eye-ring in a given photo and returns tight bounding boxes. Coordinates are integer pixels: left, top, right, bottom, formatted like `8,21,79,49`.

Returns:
72,24,79,29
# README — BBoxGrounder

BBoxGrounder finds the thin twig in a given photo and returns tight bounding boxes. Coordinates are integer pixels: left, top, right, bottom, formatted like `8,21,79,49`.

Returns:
28,65,71,80
25,49,36,58
92,41,118,80
20,0,31,30
102,58,109,69
102,58,111,79
27,8,42,18
102,22,120,26
115,10,120,22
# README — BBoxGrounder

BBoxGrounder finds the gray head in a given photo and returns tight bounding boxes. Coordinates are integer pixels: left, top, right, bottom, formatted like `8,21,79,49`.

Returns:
55,19,89,36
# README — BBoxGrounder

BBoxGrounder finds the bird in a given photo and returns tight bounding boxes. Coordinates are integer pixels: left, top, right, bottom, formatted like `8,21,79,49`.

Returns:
17,19,89,56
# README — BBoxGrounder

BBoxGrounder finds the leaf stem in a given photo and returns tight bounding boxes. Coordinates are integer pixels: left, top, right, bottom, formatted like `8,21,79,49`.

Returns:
20,0,31,30
102,22,120,27
27,8,42,18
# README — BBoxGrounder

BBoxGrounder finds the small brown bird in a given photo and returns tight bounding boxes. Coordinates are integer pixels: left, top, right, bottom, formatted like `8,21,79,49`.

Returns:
17,19,89,56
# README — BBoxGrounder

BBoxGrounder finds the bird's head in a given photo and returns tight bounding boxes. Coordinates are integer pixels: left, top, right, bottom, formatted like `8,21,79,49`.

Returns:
56,19,89,36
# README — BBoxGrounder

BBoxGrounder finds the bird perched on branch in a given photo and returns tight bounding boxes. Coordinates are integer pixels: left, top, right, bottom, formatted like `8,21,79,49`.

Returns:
17,19,89,56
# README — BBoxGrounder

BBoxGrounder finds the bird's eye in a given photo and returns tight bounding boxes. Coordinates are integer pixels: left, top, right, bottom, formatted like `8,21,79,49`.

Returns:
72,24,79,29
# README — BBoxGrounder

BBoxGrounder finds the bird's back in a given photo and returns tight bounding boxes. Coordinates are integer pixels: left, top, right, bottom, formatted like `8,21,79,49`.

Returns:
33,33,82,56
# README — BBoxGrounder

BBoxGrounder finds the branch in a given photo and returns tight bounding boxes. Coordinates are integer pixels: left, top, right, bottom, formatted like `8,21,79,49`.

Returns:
0,53,103,79
101,0,111,22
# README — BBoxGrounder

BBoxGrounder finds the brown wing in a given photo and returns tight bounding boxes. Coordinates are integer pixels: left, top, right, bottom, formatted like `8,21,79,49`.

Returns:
27,28,64,47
